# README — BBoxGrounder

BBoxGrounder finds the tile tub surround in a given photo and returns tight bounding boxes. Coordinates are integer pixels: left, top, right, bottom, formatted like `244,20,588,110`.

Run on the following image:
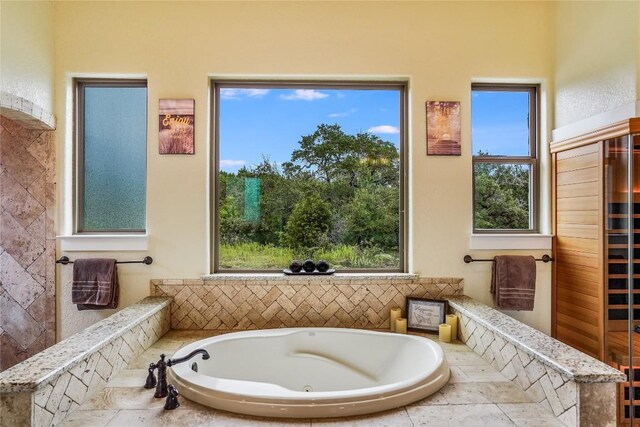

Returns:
447,296,625,427
0,297,171,427
151,274,463,330
0,115,56,371
61,329,566,427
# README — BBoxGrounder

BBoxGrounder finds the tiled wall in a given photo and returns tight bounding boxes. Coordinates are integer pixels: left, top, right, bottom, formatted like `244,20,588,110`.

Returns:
455,308,616,427
0,116,56,371
152,276,463,330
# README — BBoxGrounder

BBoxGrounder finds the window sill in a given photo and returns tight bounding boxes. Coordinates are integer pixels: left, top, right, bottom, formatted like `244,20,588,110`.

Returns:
201,272,417,281
469,234,552,250
58,234,149,251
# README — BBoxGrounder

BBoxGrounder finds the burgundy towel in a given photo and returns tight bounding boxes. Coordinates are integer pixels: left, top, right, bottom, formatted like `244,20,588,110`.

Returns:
72,258,119,311
491,255,536,311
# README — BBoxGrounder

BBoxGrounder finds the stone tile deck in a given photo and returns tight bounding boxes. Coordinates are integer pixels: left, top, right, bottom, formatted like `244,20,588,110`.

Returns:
62,330,565,427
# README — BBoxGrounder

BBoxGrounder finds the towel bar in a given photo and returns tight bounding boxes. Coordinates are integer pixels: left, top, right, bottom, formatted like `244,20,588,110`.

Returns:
463,254,552,263
56,256,153,265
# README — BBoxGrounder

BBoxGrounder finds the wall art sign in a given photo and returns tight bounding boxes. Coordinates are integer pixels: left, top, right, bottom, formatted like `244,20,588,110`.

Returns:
406,297,448,333
426,101,461,156
159,99,194,154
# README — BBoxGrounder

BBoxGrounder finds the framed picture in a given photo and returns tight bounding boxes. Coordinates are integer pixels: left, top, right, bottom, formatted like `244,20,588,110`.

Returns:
406,297,448,333
159,99,194,154
426,101,461,156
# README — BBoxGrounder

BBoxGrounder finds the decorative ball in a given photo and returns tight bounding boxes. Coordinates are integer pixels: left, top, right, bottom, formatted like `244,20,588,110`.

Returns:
302,259,316,272
289,260,303,273
316,260,330,272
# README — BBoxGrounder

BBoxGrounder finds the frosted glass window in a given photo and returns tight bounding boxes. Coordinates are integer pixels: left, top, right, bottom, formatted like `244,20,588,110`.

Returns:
78,82,147,232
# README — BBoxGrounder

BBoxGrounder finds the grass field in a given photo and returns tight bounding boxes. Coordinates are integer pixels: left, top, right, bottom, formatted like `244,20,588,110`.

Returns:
219,242,399,269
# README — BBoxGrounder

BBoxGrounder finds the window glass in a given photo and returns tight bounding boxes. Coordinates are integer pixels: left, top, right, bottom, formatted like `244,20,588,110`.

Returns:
216,84,404,270
472,85,537,232
79,83,147,232
472,91,530,156
474,163,531,230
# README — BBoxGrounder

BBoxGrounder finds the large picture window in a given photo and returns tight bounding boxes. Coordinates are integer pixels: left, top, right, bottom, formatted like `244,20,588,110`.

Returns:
214,82,405,271
75,79,147,232
472,83,539,233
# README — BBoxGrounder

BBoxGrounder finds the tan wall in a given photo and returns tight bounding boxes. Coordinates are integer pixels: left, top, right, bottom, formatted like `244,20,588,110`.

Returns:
54,1,555,338
554,1,639,128
0,1,54,114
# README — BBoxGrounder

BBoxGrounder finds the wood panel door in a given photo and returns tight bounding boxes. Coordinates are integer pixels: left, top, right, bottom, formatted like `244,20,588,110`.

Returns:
553,142,604,360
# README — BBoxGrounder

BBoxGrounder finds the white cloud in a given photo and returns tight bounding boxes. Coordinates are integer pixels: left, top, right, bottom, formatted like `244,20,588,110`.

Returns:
281,89,329,101
329,108,358,118
368,125,400,134
220,159,246,169
220,89,270,100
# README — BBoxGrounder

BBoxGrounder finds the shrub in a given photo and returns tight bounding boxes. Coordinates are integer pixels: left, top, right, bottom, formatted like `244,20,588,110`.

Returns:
285,195,332,250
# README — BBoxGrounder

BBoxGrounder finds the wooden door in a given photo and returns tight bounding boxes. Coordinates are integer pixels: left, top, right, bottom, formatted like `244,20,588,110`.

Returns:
553,142,604,360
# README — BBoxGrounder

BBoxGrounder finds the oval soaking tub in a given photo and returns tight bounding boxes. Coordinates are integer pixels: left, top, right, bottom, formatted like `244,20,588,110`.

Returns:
168,328,449,418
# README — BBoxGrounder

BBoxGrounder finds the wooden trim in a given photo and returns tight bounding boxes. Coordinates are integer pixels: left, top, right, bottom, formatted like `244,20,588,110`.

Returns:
551,152,557,338
597,142,605,361
550,118,640,154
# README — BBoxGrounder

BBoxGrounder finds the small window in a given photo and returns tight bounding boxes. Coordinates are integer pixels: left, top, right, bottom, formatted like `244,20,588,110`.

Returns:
213,82,406,271
472,84,539,233
75,79,147,232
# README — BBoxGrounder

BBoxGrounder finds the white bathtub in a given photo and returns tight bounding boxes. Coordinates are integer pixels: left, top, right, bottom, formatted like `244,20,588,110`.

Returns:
168,328,449,418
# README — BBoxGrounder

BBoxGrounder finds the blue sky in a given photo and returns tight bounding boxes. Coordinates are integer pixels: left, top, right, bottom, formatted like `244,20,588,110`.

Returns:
218,88,401,173
471,90,530,156
218,87,530,172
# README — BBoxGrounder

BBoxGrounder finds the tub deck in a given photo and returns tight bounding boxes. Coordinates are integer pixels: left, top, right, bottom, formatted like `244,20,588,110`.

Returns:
60,330,564,426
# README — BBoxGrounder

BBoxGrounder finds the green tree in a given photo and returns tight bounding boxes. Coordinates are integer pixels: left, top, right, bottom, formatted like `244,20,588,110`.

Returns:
284,195,332,250
345,184,399,249
474,160,529,229
218,124,401,269
219,171,250,244
284,124,400,246
286,124,399,189
237,157,294,245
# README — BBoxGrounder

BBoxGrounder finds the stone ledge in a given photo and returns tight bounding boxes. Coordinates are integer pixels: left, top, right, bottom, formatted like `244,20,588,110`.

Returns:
0,297,171,393
0,297,171,427
446,296,624,383
0,92,55,130
446,296,623,427
200,272,419,282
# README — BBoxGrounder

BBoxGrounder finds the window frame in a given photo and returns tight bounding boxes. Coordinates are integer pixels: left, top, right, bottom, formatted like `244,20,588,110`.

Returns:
211,80,408,273
471,83,540,234
74,78,148,234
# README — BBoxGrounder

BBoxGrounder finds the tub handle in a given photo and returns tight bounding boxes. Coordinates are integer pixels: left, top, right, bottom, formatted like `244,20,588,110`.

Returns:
144,363,157,389
164,384,180,410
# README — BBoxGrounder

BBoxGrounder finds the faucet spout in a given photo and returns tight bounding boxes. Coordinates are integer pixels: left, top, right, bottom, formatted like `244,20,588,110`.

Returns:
167,349,210,367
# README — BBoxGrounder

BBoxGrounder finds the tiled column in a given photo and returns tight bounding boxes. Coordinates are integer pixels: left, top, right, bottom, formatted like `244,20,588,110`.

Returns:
0,116,56,371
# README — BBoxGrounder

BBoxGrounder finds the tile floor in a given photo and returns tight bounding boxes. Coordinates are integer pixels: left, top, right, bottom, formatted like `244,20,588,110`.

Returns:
61,330,564,427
